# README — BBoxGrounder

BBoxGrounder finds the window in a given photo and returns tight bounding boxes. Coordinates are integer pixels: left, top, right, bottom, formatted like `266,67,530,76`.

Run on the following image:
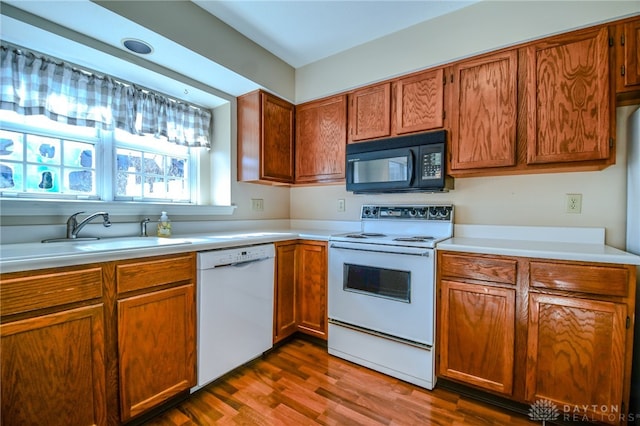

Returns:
114,130,193,203
0,110,196,203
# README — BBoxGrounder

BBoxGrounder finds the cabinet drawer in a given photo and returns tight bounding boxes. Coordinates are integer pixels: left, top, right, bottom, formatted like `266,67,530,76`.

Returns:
440,253,517,285
116,253,195,294
1,266,103,317
529,261,629,297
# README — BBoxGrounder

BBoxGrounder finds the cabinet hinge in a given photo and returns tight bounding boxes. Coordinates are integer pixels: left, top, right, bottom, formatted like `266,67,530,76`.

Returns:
621,64,626,77
609,36,615,47
621,34,626,46
450,74,454,84
610,138,614,149
626,316,631,329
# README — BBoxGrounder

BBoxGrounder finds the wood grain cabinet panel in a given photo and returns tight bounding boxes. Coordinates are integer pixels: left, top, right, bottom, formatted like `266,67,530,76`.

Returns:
273,240,328,341
394,68,444,134
439,279,515,395
1,304,107,426
295,241,328,339
449,50,518,171
238,90,295,184
525,26,611,164
295,95,347,183
526,293,627,424
118,284,196,422
348,82,391,142
530,261,629,297
0,265,102,317
440,253,517,285
116,253,195,294
614,17,640,96
274,241,298,343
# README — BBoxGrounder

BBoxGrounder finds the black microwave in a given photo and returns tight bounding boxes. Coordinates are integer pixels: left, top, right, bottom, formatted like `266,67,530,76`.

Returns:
345,130,453,193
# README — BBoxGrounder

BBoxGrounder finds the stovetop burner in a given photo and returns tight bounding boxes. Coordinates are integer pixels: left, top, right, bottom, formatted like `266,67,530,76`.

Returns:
345,232,386,238
393,236,435,242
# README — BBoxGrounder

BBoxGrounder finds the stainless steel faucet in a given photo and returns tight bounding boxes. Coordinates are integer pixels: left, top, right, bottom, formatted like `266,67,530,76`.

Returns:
66,211,111,239
140,217,151,237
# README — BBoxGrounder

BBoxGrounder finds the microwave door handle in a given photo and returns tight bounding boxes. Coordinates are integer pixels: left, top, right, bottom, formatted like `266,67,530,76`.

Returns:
407,150,415,185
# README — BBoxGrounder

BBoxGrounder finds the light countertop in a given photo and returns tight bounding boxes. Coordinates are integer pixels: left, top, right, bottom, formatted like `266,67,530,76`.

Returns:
2,224,639,274
437,237,640,265
0,228,345,274
438,224,640,266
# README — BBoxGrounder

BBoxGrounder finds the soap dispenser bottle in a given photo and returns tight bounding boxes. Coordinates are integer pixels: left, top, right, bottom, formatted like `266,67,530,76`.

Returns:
157,211,172,237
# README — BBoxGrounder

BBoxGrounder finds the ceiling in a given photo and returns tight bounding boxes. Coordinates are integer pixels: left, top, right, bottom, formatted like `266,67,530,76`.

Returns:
0,0,477,107
192,1,477,68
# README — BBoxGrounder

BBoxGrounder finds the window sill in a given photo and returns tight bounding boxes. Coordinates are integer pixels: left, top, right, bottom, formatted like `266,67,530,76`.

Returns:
0,198,237,217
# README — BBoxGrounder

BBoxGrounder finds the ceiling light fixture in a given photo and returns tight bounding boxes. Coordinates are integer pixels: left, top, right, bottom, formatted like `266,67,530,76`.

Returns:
122,38,153,55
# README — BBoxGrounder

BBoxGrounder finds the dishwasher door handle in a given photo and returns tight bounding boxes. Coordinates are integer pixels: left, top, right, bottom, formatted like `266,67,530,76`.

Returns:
216,257,273,268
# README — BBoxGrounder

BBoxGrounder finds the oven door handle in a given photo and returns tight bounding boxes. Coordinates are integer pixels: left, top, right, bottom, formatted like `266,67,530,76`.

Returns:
329,242,430,256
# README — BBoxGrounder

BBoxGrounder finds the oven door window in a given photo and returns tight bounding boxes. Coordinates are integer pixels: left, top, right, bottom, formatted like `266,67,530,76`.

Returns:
343,263,410,303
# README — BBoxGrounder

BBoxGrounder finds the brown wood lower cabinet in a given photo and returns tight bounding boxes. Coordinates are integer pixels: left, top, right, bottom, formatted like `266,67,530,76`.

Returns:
117,284,196,422
526,293,627,424
1,304,107,426
296,241,327,339
1,252,197,425
274,240,328,342
115,253,196,422
437,251,637,425
274,241,298,343
439,279,515,395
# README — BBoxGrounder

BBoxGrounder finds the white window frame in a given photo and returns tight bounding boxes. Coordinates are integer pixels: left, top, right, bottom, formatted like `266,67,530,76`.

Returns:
0,106,237,217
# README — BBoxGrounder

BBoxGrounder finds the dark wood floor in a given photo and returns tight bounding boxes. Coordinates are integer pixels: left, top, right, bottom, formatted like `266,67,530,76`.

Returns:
144,337,534,425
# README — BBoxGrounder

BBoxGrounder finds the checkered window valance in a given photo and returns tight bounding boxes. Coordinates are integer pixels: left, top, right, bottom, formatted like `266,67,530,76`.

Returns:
0,44,211,148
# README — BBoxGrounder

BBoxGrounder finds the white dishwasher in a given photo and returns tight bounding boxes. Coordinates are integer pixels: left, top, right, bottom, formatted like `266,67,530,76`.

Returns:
192,243,275,392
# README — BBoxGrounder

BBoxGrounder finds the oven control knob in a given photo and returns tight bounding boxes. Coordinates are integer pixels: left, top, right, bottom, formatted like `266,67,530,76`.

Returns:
418,208,427,217
409,208,417,217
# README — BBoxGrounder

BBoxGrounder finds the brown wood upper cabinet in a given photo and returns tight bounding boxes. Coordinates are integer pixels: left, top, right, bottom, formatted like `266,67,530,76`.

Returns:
613,16,640,103
238,90,295,184
448,50,518,171
348,68,445,143
348,82,391,142
393,68,444,134
524,26,612,165
295,94,347,183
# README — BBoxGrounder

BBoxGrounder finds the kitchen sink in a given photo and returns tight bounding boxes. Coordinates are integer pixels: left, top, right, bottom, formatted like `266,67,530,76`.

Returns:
0,237,192,261
73,237,192,251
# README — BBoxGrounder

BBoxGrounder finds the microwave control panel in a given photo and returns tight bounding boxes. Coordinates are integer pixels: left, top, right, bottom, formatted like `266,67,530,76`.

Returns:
420,148,443,180
421,152,442,179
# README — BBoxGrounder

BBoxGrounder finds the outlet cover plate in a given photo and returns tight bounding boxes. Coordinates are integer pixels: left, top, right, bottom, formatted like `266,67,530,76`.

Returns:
566,193,582,214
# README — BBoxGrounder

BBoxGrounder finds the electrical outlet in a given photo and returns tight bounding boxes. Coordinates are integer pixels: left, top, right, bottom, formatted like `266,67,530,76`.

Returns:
251,198,264,211
566,193,582,214
337,198,346,212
